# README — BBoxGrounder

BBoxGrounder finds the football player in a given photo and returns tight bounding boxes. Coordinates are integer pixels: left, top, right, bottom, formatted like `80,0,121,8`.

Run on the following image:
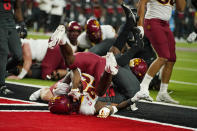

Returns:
31,68,136,118
77,18,117,52
6,21,81,80
47,3,147,101
0,0,27,95
131,0,186,104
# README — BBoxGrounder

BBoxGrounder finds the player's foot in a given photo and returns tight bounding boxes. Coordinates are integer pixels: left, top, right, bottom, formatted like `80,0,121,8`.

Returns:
29,89,41,101
130,103,138,111
187,32,197,43
48,25,65,48
131,90,153,102
156,92,179,104
105,52,119,75
121,2,137,28
0,85,14,95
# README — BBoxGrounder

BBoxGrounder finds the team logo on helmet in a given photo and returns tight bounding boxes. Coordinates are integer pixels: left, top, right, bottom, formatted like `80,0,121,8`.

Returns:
85,19,102,43
67,21,81,32
129,58,148,80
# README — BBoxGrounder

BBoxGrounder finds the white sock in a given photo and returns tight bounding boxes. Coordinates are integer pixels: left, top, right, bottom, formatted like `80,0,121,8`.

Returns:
140,74,153,91
30,89,41,101
159,83,168,93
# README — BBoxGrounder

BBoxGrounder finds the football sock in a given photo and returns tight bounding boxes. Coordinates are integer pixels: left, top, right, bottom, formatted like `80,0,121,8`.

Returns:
159,83,168,93
140,74,153,91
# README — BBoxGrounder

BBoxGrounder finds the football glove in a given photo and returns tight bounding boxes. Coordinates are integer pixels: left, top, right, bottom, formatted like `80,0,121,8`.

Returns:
16,21,28,39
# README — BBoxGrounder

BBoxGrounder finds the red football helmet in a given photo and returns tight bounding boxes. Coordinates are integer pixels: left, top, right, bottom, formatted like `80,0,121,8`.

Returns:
85,18,102,43
67,21,81,32
129,58,148,80
67,21,81,44
48,95,76,114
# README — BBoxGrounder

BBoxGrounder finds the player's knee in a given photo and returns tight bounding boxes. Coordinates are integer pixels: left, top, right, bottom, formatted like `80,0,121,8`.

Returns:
158,57,168,64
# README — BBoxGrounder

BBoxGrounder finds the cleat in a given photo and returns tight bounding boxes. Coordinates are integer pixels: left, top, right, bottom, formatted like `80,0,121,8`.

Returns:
48,25,65,49
130,103,138,111
131,90,153,102
0,85,14,95
121,2,144,48
187,32,197,43
29,89,41,101
121,2,137,28
156,92,179,104
105,52,119,75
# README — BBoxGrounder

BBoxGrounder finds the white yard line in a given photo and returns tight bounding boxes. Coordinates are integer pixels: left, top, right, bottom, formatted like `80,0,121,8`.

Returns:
174,67,197,72
5,81,197,110
0,110,49,112
178,58,197,63
113,115,197,131
6,81,48,88
170,80,197,86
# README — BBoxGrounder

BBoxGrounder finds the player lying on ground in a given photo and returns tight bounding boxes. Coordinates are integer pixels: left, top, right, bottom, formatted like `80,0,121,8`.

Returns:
47,2,146,102
30,68,136,118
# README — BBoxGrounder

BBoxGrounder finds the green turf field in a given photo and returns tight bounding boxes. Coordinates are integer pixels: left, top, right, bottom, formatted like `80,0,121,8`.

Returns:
6,34,197,107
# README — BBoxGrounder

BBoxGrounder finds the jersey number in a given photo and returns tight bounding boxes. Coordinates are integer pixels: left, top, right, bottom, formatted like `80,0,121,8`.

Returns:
156,0,175,6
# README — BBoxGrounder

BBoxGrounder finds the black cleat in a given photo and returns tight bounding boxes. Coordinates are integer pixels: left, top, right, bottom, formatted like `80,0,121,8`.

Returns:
121,2,144,48
0,85,14,95
121,2,137,28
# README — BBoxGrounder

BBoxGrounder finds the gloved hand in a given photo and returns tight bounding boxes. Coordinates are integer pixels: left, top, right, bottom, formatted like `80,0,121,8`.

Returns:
134,26,144,39
68,88,82,102
97,107,111,118
131,26,144,48
16,21,28,39
53,82,72,96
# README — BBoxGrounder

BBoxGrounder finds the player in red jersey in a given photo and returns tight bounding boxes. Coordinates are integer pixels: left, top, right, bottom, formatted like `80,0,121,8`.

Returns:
131,0,186,104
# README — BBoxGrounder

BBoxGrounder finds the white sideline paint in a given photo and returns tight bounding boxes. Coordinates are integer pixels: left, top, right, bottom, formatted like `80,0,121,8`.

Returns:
170,80,197,86
113,115,197,131
0,110,49,112
5,81,197,110
6,81,49,89
174,67,197,72
0,96,47,106
178,58,197,63
139,100,197,110
0,104,47,106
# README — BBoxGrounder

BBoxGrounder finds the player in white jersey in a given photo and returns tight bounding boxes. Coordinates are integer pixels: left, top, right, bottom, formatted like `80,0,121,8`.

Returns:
30,68,135,118
7,21,82,80
131,0,186,104
77,18,116,51
7,38,48,80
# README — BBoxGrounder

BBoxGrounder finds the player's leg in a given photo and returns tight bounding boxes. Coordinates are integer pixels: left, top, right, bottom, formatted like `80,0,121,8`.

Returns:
131,19,169,102
110,3,139,54
6,29,23,70
41,45,66,80
0,29,14,95
113,65,140,98
156,28,179,104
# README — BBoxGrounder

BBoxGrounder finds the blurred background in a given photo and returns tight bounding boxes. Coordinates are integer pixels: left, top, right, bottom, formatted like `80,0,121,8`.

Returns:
22,0,197,42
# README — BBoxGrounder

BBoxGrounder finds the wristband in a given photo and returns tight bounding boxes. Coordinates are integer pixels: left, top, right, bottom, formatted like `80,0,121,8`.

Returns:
112,106,118,114
17,68,27,79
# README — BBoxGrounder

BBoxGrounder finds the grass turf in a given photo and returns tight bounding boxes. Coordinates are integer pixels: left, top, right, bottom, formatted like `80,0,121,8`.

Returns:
6,34,197,107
